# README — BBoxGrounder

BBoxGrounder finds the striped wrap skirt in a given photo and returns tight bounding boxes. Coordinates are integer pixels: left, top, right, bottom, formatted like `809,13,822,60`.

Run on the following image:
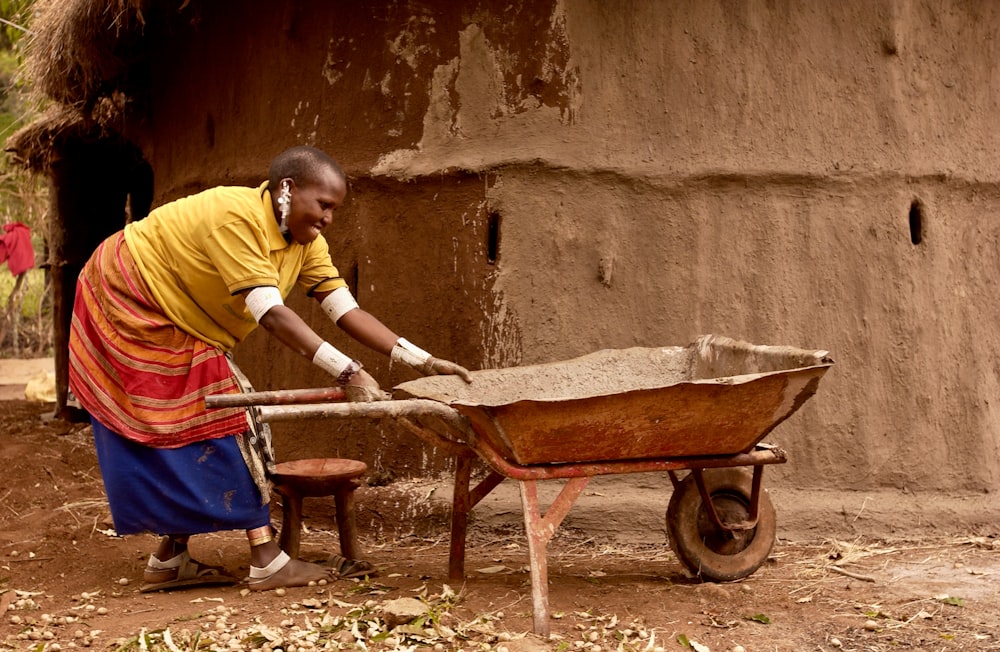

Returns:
69,232,273,536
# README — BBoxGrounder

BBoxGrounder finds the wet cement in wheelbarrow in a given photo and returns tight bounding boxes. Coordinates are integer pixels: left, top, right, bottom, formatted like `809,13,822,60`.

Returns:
394,335,829,407
396,344,694,405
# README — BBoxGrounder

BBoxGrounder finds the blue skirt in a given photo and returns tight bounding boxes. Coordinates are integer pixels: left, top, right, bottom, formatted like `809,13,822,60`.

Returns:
91,418,272,536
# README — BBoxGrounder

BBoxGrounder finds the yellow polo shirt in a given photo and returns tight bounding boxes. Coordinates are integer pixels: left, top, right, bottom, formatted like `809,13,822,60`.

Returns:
123,182,346,351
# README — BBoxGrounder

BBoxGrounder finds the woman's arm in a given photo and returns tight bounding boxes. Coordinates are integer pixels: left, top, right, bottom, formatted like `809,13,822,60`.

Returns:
314,288,472,382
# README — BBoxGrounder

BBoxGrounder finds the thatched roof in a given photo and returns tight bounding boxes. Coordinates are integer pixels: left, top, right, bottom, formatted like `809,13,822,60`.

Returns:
5,104,118,171
24,0,149,111
6,0,176,170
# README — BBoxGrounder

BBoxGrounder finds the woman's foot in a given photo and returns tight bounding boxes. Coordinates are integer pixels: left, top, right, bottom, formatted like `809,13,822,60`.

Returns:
247,551,336,591
141,550,239,592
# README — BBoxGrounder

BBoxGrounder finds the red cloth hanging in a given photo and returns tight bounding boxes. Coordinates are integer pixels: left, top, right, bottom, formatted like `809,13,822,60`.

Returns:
0,222,35,275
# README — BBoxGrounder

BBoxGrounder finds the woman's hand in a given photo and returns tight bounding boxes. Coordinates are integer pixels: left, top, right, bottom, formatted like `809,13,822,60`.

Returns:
421,357,473,382
344,369,390,402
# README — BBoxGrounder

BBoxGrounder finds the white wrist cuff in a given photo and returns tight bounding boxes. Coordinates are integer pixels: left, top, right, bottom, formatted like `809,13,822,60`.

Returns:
312,341,353,376
245,286,284,323
391,338,432,368
320,287,359,323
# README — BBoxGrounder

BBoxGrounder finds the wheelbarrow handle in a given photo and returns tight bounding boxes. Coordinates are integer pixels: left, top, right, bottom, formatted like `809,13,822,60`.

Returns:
205,386,347,408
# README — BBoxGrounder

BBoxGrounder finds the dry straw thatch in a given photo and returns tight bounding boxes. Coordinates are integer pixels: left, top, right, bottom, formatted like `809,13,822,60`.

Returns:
25,0,148,110
6,0,160,170
5,103,114,170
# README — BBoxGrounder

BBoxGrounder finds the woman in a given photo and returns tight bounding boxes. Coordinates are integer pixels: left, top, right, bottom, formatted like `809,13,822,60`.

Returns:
69,146,471,591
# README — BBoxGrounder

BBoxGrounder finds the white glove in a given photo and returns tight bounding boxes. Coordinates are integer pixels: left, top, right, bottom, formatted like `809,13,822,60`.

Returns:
391,338,472,382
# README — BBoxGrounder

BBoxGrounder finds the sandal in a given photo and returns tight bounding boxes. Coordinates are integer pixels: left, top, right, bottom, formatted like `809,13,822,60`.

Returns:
140,550,239,593
325,553,376,579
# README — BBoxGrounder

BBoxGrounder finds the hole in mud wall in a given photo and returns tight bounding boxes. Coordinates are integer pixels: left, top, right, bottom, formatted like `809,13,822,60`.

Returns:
908,199,924,245
347,261,359,294
487,210,501,264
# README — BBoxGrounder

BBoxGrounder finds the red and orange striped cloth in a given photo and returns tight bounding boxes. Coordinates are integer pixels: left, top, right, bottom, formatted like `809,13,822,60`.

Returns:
69,232,247,448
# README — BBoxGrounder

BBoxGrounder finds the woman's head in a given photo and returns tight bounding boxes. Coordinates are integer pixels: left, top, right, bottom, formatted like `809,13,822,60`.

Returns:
268,146,348,244
268,146,345,189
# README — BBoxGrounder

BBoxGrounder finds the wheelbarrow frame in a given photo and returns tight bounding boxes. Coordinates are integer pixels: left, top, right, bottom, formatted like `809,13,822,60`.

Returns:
205,394,788,636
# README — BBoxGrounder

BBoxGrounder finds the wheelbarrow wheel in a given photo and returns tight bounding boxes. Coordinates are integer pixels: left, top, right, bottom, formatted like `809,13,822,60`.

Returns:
666,468,776,582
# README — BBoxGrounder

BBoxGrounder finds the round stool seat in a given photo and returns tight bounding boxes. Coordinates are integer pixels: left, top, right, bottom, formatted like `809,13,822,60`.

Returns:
273,458,367,496
271,458,367,561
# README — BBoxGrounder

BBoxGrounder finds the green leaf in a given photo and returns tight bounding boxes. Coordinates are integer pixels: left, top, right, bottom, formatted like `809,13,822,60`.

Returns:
746,613,772,624
939,596,965,607
677,633,691,647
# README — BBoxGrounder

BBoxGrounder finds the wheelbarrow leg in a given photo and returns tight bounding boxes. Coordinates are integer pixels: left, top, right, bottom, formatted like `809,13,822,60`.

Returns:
449,455,473,580
519,476,590,637
449,455,505,580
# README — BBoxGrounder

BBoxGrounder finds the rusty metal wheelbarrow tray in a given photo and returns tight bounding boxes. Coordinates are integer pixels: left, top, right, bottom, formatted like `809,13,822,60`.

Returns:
209,334,832,636
394,334,832,466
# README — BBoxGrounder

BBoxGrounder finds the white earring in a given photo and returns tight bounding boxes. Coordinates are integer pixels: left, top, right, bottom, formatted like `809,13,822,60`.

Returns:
277,182,292,233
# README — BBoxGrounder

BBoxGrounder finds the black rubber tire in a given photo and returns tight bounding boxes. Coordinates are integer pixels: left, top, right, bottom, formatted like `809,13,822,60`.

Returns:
666,468,776,582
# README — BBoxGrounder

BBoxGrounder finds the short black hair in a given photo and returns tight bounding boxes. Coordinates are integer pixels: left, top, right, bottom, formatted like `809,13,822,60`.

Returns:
268,146,345,188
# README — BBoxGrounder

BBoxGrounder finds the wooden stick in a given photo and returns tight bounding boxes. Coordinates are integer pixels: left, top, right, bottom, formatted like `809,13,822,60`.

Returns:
829,565,876,582
205,386,346,408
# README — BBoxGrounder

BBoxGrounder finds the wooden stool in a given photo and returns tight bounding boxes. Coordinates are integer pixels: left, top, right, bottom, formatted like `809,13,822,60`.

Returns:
271,458,367,560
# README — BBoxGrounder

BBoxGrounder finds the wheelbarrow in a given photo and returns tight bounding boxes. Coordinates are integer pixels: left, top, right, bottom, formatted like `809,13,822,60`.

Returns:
206,334,833,636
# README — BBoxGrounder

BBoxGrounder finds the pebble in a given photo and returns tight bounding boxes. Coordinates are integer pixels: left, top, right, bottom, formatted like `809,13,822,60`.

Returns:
864,619,879,631
694,583,731,601
731,646,746,652
830,637,842,648
118,578,129,586
275,588,287,597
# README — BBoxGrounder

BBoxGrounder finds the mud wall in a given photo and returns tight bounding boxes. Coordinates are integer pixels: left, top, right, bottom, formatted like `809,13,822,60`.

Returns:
128,0,1000,494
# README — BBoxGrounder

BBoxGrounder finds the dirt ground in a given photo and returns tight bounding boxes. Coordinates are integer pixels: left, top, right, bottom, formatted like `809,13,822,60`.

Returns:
2,398,1000,652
